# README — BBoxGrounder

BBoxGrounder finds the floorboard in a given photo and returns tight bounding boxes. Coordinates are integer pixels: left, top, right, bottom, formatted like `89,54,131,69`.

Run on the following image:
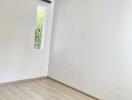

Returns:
0,78,94,100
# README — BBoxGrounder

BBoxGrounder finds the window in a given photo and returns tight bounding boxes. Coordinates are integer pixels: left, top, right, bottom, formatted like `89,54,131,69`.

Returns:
34,5,46,49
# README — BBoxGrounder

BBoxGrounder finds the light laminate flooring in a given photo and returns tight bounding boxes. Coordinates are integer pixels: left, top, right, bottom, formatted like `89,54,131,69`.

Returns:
0,78,95,100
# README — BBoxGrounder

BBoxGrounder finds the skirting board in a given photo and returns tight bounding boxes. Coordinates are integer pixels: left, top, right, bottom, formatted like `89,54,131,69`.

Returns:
0,76,47,86
47,76,100,100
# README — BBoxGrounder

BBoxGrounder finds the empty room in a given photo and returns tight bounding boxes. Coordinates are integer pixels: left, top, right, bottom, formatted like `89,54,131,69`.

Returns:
0,0,132,100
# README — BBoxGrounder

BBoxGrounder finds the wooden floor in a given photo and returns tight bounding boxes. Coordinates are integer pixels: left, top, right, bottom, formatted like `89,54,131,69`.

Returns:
0,78,94,100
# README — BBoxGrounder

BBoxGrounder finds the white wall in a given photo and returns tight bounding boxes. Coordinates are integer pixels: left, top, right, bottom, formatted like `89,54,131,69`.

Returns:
0,0,54,83
49,0,132,100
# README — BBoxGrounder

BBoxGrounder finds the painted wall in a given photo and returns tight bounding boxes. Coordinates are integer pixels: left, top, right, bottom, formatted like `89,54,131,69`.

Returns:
0,0,54,83
49,0,132,99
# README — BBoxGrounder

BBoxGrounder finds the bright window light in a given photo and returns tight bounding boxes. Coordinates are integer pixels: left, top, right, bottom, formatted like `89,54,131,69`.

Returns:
34,5,46,49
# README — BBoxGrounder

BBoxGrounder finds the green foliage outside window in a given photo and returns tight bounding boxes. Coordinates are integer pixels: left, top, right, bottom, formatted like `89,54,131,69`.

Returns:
34,6,45,49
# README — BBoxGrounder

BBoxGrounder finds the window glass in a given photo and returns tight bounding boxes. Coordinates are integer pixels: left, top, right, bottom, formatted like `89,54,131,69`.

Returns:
34,5,46,49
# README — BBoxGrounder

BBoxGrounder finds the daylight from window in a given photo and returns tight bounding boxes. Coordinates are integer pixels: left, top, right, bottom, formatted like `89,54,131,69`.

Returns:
34,5,46,49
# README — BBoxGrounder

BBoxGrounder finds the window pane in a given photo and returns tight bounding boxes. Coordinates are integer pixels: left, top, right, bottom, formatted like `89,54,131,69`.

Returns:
34,5,46,49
